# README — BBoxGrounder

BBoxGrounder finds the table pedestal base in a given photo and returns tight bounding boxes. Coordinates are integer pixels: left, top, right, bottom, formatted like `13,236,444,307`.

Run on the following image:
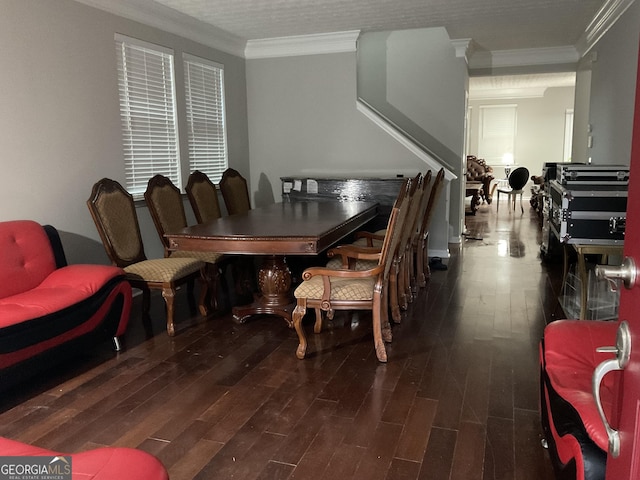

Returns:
232,255,295,327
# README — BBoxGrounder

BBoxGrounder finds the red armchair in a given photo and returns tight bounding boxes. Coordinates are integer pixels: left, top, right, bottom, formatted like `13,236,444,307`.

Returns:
0,220,131,389
540,319,617,480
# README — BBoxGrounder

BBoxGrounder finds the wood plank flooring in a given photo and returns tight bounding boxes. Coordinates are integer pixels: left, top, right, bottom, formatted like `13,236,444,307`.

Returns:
0,200,567,479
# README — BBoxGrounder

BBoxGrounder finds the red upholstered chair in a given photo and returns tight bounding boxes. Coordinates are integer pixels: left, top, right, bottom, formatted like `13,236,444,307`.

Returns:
540,319,618,480
0,436,168,480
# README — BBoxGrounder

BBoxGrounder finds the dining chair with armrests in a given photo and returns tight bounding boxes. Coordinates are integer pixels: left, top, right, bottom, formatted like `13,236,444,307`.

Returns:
144,174,225,312
185,170,223,224
87,178,208,337
327,175,418,323
219,168,251,216
416,168,445,288
292,180,410,362
497,166,529,213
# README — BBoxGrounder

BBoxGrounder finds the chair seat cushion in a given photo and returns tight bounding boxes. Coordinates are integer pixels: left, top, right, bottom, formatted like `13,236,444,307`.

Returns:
326,257,378,271
352,237,384,247
170,250,224,263
294,275,375,301
124,258,204,283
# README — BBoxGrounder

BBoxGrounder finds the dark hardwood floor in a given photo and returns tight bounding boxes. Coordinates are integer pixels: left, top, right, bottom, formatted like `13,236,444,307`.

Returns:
0,199,567,479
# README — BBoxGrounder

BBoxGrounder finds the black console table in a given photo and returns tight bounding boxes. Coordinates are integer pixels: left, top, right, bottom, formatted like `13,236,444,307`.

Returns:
280,176,406,231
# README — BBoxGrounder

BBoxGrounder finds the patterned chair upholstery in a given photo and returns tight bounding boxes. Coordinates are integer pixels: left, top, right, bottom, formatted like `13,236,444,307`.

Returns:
219,168,251,216
186,170,223,224
87,178,208,336
145,174,225,312
292,180,411,363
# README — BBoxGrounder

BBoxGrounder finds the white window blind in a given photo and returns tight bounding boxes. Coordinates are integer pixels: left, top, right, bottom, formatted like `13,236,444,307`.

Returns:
184,54,228,183
478,105,517,164
115,34,180,197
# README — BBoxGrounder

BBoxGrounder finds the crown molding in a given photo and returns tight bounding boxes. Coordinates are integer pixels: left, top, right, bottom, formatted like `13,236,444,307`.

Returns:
72,0,246,57
469,87,548,101
245,31,360,59
451,38,473,64
575,0,636,56
469,46,580,70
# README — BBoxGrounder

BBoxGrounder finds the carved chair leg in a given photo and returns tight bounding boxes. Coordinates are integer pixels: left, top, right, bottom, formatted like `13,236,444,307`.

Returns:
390,263,401,323
314,308,323,333
381,285,393,343
198,266,210,317
162,287,176,336
417,238,426,288
372,293,387,363
293,300,308,359
399,255,409,311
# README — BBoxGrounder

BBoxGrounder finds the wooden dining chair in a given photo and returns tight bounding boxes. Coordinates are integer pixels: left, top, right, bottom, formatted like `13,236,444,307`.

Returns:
408,170,433,297
185,170,223,224
416,168,445,287
292,180,410,362
327,173,424,323
87,178,208,337
219,168,251,215
144,174,225,312
396,171,431,312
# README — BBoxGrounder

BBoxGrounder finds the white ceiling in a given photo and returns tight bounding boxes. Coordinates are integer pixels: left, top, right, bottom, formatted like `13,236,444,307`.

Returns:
469,72,577,99
150,0,606,51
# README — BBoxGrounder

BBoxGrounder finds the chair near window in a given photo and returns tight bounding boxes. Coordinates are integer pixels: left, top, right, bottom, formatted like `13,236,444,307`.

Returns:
496,166,530,213
219,168,251,216
185,171,223,224
87,178,208,337
144,174,225,312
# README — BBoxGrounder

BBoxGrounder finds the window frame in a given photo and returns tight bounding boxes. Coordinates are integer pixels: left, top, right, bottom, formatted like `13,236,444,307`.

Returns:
183,53,229,184
115,34,181,199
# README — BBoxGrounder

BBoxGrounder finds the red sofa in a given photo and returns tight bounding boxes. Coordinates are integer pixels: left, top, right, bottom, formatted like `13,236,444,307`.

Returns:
0,436,168,480
540,319,619,480
0,220,132,388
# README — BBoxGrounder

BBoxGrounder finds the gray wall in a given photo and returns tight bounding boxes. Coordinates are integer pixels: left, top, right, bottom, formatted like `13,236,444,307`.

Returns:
246,30,467,257
573,0,640,166
0,0,249,263
468,86,575,180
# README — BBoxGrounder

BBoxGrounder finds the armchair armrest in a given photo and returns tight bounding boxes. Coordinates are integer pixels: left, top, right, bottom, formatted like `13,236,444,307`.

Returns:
354,230,385,246
326,244,381,268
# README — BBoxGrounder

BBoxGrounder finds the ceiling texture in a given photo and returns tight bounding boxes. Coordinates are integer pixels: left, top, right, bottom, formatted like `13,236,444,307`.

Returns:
80,0,629,95
150,0,606,51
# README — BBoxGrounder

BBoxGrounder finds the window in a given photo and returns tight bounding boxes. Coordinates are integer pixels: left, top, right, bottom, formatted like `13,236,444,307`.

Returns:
564,109,574,162
115,35,180,197
478,104,517,165
184,54,228,183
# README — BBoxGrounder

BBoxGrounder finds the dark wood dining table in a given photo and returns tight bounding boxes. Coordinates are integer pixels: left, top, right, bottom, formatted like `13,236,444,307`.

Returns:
166,200,379,325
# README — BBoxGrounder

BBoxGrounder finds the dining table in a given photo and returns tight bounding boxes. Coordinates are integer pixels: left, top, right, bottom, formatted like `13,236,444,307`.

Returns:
166,200,379,326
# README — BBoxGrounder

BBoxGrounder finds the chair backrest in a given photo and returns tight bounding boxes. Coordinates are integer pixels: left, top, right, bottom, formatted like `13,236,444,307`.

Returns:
397,173,425,257
87,178,147,268
410,170,433,243
185,170,222,224
219,168,251,215
144,174,188,254
419,168,445,237
508,167,530,190
382,178,413,279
